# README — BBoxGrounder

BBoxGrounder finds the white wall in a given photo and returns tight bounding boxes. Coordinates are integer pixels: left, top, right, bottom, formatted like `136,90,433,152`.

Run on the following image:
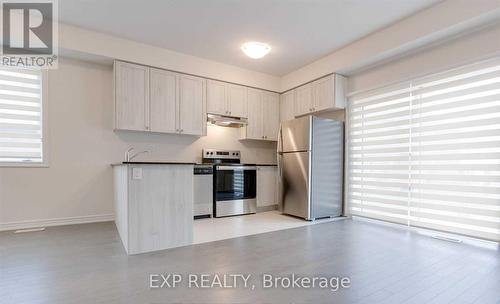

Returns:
60,24,281,92
280,0,500,92
348,22,500,93
0,58,276,229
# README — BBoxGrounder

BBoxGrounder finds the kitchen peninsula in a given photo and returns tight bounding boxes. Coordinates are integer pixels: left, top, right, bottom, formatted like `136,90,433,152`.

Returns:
113,162,194,254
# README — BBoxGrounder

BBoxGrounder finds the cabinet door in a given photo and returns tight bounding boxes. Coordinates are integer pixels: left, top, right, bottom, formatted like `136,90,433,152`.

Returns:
114,61,149,131
294,83,313,117
226,84,248,118
245,89,263,140
257,166,278,207
149,69,177,133
206,80,226,115
312,75,335,112
178,75,205,136
280,90,295,123
263,92,280,141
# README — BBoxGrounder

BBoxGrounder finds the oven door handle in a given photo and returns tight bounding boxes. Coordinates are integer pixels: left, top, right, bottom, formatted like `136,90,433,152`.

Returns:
217,166,257,171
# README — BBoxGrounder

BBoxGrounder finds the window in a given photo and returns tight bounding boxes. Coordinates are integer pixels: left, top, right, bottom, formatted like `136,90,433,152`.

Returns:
347,57,500,242
0,67,46,166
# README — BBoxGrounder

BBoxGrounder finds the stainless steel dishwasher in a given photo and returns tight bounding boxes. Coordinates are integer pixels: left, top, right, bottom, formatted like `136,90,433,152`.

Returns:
193,164,213,218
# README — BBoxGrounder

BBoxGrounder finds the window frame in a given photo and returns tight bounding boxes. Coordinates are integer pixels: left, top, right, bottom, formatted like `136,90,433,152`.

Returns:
0,69,49,168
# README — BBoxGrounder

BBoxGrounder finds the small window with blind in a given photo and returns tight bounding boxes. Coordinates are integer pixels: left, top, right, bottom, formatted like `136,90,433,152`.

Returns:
347,57,500,242
0,67,46,166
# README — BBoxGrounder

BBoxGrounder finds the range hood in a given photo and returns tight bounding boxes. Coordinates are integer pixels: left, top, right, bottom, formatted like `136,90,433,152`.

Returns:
207,114,248,128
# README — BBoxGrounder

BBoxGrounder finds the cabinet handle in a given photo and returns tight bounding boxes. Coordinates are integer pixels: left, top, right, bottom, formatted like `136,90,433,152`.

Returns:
180,129,184,133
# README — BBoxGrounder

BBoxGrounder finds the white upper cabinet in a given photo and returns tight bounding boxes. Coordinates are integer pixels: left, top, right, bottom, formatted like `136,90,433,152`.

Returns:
226,84,248,118
149,68,177,133
312,75,335,112
206,80,247,118
114,61,150,131
292,74,346,117
294,83,313,117
245,89,263,140
178,75,206,136
114,61,206,136
262,92,280,141
280,90,295,124
206,80,226,116
241,89,279,141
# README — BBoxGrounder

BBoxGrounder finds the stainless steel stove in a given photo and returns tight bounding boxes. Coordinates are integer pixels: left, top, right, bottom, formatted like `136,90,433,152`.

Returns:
202,149,257,217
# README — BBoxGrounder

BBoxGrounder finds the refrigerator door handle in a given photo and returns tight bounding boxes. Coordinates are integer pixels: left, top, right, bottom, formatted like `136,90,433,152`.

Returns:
277,125,283,211
277,124,282,154
277,125,283,178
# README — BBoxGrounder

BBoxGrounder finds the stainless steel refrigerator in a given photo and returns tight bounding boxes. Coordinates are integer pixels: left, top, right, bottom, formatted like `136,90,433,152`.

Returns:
277,115,344,220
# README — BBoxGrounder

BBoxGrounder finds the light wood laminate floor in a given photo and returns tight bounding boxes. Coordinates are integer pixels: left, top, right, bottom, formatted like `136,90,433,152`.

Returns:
1,218,499,304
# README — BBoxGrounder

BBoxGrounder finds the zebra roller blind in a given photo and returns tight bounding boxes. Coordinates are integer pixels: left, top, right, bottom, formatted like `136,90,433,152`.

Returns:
0,67,44,163
348,58,500,241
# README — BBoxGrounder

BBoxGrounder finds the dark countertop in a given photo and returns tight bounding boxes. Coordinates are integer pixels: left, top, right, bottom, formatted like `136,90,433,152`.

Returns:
194,163,277,166
112,162,276,166
112,161,196,166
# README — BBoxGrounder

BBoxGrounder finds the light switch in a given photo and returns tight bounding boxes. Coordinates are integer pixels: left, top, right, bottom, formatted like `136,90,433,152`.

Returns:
132,167,143,180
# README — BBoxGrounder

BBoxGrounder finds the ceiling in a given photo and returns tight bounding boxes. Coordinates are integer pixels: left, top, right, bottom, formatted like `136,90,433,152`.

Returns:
59,0,440,76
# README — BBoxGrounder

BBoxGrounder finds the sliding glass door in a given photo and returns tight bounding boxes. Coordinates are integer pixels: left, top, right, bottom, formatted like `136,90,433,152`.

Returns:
347,58,500,242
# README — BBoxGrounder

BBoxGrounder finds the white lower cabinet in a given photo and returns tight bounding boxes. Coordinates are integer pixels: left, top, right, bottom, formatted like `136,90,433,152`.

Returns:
257,166,278,208
113,164,194,255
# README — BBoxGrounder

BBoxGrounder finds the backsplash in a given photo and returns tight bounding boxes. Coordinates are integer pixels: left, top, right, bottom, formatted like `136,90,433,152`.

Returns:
115,124,277,164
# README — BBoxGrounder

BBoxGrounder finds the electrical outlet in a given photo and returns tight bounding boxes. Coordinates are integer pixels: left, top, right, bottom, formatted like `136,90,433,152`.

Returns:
132,167,143,180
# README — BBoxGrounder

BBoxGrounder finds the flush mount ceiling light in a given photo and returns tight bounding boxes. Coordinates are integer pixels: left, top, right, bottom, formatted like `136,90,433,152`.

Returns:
241,41,271,59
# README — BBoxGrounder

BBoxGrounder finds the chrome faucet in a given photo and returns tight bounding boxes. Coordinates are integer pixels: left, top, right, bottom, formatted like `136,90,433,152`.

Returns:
125,148,149,162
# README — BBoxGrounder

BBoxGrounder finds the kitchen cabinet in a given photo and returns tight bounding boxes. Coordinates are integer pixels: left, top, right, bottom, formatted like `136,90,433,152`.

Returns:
280,90,295,124
263,92,280,141
294,83,313,117
150,68,177,133
113,164,194,254
244,89,263,140
114,61,150,131
206,80,248,118
257,166,278,208
293,74,346,117
226,84,248,117
241,89,279,141
114,61,206,136
206,80,226,115
178,74,206,135
312,74,346,111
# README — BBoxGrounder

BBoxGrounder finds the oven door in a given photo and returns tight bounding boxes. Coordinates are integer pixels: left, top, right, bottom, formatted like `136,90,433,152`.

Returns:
214,166,257,217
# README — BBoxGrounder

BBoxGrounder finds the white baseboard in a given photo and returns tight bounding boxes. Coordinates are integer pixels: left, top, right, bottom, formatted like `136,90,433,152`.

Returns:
0,214,114,232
